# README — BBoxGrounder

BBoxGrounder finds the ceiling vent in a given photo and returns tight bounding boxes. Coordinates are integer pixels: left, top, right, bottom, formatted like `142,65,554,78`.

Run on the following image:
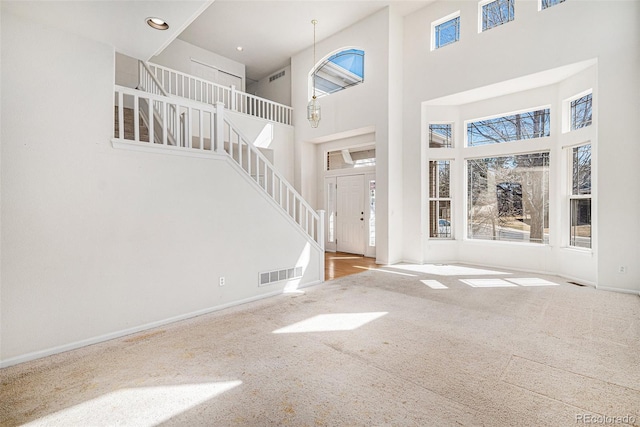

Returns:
269,70,285,83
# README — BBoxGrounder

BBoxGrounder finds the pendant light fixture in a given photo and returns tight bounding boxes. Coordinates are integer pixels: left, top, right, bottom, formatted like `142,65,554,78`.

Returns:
307,19,321,128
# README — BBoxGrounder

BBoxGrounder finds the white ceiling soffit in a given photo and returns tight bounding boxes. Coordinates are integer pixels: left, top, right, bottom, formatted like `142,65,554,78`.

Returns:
1,1,213,61
178,0,431,82
424,59,598,106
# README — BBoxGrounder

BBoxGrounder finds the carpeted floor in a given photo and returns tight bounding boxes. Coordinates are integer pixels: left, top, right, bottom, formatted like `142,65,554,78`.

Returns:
1,263,639,426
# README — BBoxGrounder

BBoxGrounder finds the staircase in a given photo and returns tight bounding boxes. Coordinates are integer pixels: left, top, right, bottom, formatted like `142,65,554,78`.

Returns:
114,106,149,142
113,63,324,253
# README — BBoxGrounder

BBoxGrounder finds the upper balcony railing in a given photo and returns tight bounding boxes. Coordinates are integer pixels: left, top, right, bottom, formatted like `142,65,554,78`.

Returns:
140,61,293,126
113,85,322,249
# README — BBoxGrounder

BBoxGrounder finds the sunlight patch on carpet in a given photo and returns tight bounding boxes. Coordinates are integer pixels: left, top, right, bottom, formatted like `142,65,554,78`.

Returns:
506,278,559,287
420,280,448,289
24,381,242,427
460,278,517,288
273,312,388,334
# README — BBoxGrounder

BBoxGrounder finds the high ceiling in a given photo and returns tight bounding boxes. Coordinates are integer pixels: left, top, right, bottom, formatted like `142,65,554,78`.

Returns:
1,0,432,82
178,0,432,82
1,1,211,61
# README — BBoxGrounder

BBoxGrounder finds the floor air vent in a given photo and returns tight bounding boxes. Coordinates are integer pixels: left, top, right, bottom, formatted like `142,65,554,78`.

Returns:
260,267,303,286
568,281,587,287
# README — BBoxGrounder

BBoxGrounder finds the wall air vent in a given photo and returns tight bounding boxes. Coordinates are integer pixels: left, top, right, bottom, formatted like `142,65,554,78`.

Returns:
269,70,286,82
259,266,303,286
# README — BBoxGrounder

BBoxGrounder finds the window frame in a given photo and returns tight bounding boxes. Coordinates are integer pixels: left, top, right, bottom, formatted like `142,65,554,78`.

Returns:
562,89,593,133
429,159,453,239
429,122,455,148
431,11,461,51
464,105,551,147
310,48,365,100
466,152,550,245
478,0,515,33
568,143,592,249
539,0,566,11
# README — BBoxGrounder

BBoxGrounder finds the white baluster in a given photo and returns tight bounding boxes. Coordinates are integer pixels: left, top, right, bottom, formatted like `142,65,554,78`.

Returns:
133,96,140,142
118,91,124,139
215,102,224,154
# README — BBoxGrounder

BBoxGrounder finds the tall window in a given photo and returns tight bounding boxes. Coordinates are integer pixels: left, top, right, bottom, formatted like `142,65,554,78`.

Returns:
313,49,364,97
468,153,549,244
467,108,550,146
480,0,515,32
570,144,591,248
429,124,453,148
433,13,460,50
429,161,452,238
571,93,593,130
540,0,565,10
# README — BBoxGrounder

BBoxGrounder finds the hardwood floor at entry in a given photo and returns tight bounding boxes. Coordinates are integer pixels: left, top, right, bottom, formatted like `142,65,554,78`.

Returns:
325,252,377,281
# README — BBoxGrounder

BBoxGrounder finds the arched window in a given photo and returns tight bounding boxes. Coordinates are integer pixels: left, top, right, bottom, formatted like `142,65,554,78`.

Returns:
312,48,364,97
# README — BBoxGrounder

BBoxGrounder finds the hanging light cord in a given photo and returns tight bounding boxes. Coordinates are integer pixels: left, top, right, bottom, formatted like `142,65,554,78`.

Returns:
312,19,317,99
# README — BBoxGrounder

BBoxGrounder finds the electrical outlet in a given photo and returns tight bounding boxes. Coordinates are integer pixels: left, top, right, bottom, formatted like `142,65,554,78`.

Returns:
618,266,627,274
219,277,225,286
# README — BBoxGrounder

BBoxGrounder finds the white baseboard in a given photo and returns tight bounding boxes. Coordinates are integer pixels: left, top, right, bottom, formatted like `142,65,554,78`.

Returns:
595,285,640,296
0,282,321,369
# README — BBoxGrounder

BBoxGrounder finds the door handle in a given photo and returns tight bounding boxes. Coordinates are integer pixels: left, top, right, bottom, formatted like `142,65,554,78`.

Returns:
360,218,364,221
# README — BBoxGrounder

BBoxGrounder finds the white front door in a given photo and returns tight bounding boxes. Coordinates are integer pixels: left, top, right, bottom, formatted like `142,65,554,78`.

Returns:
337,175,365,255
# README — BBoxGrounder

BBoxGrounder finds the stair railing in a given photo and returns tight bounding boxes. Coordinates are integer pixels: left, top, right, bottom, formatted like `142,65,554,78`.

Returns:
142,62,293,126
114,85,220,151
222,112,321,245
113,85,323,248
138,61,180,146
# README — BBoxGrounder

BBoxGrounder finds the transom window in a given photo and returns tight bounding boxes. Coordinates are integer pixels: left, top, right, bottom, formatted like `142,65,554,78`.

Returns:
429,123,453,148
432,13,460,50
569,144,591,248
468,152,549,244
429,160,452,238
540,0,566,10
571,93,593,130
313,49,364,97
480,0,515,32
326,146,375,171
467,108,550,146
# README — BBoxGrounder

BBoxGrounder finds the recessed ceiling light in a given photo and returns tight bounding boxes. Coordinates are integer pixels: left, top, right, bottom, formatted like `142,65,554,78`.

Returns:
146,17,169,30
236,46,244,52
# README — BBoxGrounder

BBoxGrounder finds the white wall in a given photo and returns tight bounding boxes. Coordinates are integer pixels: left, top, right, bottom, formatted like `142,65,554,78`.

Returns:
115,52,139,88
291,8,401,264
247,65,292,107
403,0,640,293
151,38,246,91
1,12,321,366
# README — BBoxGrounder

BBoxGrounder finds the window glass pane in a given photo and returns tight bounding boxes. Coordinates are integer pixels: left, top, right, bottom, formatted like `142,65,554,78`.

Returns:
429,160,452,239
541,0,565,10
439,161,450,198
429,124,453,148
482,0,515,31
571,93,593,130
327,147,375,171
572,144,591,195
468,152,549,244
570,198,591,248
467,109,550,146
435,17,460,49
327,181,336,242
314,49,364,97
369,180,376,246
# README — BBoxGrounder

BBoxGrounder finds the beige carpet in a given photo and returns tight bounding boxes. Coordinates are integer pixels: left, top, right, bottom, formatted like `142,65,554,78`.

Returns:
1,264,639,426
